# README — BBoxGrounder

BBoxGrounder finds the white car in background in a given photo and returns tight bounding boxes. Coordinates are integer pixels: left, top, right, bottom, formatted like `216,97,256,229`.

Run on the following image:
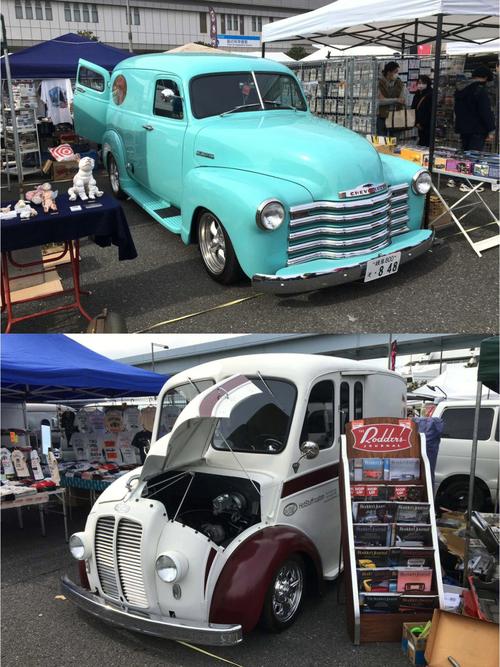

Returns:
431,399,499,511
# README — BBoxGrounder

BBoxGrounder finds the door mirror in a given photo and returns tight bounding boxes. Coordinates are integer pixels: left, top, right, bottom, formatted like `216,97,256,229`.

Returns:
292,440,320,473
160,88,178,101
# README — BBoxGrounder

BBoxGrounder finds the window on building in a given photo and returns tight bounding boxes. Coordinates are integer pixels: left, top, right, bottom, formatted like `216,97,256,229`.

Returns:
64,2,71,21
45,1,53,20
133,7,140,24
25,1,33,19
35,0,43,19
199,12,207,33
226,14,238,31
73,3,81,21
153,79,184,120
82,3,90,22
239,15,244,35
354,382,363,419
91,4,98,21
252,16,262,32
269,17,274,23
441,407,494,440
15,1,23,18
221,14,225,32
301,380,335,450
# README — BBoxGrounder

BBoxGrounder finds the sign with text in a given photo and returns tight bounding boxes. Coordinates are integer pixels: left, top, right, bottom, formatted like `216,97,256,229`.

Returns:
217,34,260,48
350,419,413,452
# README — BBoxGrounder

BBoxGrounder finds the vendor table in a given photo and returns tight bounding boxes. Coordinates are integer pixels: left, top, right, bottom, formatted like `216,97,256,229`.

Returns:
1,488,68,541
1,193,137,332
431,170,500,257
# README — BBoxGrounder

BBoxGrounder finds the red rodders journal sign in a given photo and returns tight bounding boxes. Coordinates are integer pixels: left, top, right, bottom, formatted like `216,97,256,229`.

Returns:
350,419,413,452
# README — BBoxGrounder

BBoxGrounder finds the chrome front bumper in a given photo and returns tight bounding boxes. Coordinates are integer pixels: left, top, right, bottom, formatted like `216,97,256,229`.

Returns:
252,231,434,295
61,576,242,646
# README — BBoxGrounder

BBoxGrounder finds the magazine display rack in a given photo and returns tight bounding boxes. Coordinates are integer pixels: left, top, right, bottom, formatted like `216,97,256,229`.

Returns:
339,417,444,644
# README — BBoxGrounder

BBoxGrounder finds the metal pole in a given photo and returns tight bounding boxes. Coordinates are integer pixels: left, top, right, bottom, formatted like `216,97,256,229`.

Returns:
1,14,23,196
428,13,443,171
463,379,483,585
125,0,133,53
261,42,266,58
151,342,155,373
401,33,406,55
387,333,393,370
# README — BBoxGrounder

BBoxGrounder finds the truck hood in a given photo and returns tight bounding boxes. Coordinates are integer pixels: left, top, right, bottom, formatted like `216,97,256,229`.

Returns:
140,375,263,480
194,112,385,199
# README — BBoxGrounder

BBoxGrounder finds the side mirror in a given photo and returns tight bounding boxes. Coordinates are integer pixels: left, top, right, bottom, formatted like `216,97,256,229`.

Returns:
292,440,320,473
160,88,177,101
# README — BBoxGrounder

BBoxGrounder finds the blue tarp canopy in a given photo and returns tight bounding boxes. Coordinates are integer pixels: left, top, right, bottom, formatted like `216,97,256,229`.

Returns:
1,334,167,402
1,32,129,80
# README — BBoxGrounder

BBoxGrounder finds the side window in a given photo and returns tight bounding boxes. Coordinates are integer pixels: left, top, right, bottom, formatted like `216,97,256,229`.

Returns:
153,79,184,120
354,381,363,419
441,407,494,440
157,379,214,437
301,380,334,450
340,381,350,423
495,414,499,442
78,66,105,92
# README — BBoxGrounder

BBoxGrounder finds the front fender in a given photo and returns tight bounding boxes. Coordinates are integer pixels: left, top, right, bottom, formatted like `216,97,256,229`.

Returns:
380,154,427,230
181,168,312,278
209,525,322,634
102,129,128,180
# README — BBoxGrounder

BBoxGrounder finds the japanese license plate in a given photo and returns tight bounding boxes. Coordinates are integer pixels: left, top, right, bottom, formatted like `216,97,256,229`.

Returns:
364,252,401,282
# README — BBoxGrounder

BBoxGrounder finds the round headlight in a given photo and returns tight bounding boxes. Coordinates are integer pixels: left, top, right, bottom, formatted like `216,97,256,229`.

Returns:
155,552,189,583
69,533,88,560
256,200,285,231
412,169,432,195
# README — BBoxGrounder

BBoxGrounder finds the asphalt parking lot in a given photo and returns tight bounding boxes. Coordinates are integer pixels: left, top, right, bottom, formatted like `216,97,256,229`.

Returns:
1,506,410,667
1,172,498,334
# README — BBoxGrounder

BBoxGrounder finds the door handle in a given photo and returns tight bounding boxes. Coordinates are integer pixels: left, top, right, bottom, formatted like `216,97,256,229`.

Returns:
142,124,154,131
76,86,85,93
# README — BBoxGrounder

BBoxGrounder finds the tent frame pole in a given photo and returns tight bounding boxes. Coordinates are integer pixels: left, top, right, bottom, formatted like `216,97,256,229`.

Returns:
261,42,266,57
462,378,483,585
428,13,443,171
1,13,23,196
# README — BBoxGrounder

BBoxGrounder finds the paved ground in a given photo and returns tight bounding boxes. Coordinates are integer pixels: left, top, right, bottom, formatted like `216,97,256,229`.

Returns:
1,172,498,334
1,506,410,667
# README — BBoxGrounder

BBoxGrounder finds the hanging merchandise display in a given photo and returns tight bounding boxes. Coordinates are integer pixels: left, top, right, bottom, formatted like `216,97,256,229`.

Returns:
1,447,15,476
39,78,74,126
30,449,45,481
11,449,30,478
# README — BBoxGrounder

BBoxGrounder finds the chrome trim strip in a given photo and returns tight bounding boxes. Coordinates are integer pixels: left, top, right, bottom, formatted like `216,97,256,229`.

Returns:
289,228,389,253
390,193,408,203
390,226,410,236
391,204,409,215
389,183,409,193
61,576,243,646
287,238,391,264
390,215,410,227
290,190,390,214
290,205,391,225
289,217,389,239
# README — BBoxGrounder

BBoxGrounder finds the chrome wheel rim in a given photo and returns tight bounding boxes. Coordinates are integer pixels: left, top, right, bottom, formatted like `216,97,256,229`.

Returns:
199,213,226,275
109,157,120,193
271,561,303,623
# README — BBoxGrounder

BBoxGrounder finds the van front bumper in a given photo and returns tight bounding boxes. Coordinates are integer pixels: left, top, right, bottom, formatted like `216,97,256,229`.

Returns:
61,576,243,646
252,229,434,295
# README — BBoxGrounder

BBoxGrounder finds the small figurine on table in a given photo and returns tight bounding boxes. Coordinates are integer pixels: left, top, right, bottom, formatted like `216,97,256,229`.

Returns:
40,182,58,213
68,157,104,201
14,200,38,219
0,205,17,221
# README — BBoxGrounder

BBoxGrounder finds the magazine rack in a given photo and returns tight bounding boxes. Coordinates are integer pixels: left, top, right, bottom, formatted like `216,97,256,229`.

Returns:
339,417,444,644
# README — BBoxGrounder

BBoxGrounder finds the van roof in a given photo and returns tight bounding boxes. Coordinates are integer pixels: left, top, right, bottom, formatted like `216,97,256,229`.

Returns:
115,53,291,78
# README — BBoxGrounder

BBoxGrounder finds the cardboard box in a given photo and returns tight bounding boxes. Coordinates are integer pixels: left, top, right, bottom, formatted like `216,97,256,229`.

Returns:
51,159,79,182
402,622,428,666
425,609,499,667
400,147,428,166
433,157,448,171
446,159,473,174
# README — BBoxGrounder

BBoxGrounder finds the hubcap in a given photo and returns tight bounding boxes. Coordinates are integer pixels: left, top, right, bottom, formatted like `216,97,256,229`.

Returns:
109,158,120,193
199,214,226,275
271,561,303,623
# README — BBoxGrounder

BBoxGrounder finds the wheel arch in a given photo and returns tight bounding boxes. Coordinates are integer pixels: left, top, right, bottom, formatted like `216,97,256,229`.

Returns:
436,473,491,507
208,525,322,634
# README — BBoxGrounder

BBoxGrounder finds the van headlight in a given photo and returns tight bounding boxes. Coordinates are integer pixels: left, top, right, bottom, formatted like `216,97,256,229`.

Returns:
155,552,189,583
411,169,432,195
69,532,90,560
256,200,285,230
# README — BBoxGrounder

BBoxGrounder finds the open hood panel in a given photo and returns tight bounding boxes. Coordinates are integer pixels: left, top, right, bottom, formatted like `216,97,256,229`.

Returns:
141,375,262,480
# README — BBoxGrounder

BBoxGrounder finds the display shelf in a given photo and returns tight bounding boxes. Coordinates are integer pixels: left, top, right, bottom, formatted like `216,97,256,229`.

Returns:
432,168,499,184
1,107,42,182
339,417,444,645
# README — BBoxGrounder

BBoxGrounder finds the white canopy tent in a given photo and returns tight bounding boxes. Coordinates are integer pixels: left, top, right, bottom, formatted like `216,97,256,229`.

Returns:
446,38,500,54
414,366,500,401
301,44,399,60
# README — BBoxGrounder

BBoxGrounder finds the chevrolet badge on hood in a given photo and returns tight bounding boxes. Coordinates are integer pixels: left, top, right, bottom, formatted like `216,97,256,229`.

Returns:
339,183,386,199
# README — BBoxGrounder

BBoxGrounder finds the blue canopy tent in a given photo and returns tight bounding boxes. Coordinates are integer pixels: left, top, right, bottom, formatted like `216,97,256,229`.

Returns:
1,334,167,402
0,32,129,80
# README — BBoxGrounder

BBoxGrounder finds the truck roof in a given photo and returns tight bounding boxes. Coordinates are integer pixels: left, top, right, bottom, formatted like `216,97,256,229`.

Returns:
115,53,290,78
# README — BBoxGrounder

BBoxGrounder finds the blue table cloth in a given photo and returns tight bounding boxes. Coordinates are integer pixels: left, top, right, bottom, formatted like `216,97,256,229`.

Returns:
1,193,137,261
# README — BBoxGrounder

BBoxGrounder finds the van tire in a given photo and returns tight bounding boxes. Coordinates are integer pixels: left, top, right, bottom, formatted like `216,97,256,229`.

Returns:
437,478,490,512
260,554,305,633
197,211,244,284
108,154,127,200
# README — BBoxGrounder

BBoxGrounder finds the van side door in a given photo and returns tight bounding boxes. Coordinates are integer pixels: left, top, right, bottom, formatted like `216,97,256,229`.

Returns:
74,59,110,143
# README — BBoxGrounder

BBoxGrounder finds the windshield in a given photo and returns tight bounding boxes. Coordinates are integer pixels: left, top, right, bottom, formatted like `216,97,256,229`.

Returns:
157,379,214,438
190,72,307,119
212,377,296,454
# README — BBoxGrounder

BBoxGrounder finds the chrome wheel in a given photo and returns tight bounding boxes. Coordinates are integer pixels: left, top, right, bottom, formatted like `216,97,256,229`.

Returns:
109,156,120,193
199,213,227,276
271,561,303,623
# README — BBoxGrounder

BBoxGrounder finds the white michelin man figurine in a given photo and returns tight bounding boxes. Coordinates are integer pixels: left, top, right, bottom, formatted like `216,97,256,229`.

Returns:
14,200,38,219
68,157,104,201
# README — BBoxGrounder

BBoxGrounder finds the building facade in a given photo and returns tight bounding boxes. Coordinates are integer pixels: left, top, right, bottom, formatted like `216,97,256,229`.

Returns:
2,0,323,52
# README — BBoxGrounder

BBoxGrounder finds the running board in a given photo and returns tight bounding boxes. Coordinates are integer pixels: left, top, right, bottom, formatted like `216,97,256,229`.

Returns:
122,183,182,233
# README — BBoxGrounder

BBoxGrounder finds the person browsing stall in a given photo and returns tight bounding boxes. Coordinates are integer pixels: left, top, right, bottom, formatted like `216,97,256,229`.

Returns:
377,61,406,136
454,65,495,151
411,75,433,147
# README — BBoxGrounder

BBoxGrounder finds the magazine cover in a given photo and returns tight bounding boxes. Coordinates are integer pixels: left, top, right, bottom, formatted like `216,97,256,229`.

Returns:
396,549,434,568
356,548,391,568
387,485,424,502
399,595,439,613
351,484,368,501
396,568,433,593
365,484,389,500
387,458,420,481
396,502,430,524
358,568,398,593
359,593,400,613
394,524,433,547
351,458,385,481
353,502,395,523
353,523,393,547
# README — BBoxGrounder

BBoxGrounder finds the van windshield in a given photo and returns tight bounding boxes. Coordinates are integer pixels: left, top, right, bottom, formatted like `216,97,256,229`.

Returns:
157,379,215,438
212,377,296,454
190,72,307,119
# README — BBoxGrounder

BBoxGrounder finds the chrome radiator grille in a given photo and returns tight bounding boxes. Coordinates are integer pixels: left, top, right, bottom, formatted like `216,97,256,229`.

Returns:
287,183,410,265
94,516,147,608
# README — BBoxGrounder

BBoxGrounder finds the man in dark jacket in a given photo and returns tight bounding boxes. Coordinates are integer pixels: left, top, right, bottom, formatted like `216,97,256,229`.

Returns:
454,65,495,151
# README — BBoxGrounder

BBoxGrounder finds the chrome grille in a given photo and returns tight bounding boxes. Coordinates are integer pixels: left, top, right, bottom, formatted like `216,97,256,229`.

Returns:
287,183,410,265
95,516,119,599
116,519,148,608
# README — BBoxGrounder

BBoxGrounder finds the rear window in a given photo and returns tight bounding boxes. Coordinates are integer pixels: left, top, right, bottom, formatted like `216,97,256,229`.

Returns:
441,407,494,440
78,66,105,92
